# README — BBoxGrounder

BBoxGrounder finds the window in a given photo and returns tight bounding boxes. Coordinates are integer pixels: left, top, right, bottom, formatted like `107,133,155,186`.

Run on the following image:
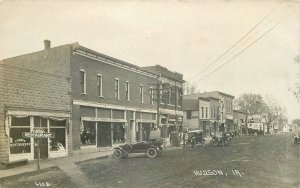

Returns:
201,107,204,118
113,123,125,143
10,117,31,154
150,87,154,105
140,85,144,103
187,111,192,119
80,69,86,94
97,74,103,97
115,79,119,100
49,120,66,152
125,81,130,101
80,121,96,146
205,107,208,118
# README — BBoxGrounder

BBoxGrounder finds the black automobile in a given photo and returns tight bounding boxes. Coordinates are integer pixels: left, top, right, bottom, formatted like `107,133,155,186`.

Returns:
112,139,164,159
185,130,205,148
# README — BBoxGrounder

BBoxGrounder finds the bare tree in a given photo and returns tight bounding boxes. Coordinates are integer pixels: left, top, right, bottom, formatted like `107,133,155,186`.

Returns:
183,82,199,95
235,93,265,115
263,95,286,133
292,55,300,102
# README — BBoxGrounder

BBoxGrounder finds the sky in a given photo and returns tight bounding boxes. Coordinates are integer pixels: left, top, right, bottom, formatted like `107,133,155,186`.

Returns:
0,0,299,121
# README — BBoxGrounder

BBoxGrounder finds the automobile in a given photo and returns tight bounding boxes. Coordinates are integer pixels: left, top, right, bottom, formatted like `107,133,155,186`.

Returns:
113,139,164,159
185,130,205,148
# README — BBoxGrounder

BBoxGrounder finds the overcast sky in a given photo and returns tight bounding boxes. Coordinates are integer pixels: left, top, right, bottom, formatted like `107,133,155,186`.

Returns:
0,0,299,121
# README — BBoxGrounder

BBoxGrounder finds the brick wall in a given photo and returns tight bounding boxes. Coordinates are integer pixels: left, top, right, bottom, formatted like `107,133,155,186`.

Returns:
71,53,158,110
0,64,72,164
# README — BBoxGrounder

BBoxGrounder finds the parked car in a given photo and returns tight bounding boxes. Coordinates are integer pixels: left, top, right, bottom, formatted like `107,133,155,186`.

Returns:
185,130,205,148
113,139,164,159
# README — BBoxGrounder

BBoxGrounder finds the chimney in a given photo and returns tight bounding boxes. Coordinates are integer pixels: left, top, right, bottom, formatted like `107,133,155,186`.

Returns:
44,40,51,50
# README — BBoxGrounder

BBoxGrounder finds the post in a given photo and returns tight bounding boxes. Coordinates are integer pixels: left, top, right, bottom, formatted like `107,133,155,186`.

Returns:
245,113,248,136
157,80,160,130
37,138,40,172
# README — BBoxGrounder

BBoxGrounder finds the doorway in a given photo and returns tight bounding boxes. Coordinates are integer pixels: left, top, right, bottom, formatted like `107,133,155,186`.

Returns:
97,122,112,147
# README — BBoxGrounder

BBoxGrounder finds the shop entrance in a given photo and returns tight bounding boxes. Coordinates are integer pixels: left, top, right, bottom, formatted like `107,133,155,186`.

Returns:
34,138,48,159
97,122,112,147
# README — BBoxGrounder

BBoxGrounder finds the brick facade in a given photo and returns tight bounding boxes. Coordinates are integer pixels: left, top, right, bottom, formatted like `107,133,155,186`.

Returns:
0,63,72,165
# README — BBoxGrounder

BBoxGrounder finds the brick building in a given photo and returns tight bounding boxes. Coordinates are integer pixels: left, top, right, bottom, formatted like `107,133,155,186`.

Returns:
0,59,72,166
142,65,184,138
0,41,184,159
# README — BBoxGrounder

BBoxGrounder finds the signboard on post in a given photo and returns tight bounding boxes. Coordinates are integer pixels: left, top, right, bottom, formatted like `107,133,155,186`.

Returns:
22,129,55,172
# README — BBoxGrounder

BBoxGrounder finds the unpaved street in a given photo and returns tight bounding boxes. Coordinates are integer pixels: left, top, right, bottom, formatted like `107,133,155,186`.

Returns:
78,135,299,188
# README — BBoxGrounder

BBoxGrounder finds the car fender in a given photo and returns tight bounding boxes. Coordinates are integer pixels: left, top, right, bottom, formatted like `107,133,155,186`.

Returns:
113,146,124,152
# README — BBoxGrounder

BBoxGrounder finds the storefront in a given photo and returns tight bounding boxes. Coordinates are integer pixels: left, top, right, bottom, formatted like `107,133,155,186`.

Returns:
80,117,127,149
6,110,70,162
136,112,157,142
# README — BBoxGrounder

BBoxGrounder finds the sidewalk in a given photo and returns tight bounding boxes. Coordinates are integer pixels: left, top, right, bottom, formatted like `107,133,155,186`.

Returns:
0,145,182,180
0,149,113,179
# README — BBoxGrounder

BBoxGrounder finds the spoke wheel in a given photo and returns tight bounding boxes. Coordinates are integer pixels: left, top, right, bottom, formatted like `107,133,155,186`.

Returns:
147,148,157,158
113,149,123,159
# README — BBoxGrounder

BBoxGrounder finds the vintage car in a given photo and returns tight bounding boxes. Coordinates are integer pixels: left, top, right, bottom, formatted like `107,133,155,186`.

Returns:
113,139,164,159
185,130,205,147
294,133,300,144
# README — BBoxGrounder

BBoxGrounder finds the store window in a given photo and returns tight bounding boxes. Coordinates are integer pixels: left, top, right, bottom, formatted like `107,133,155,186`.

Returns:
49,120,66,152
10,116,31,154
81,121,96,146
113,123,125,143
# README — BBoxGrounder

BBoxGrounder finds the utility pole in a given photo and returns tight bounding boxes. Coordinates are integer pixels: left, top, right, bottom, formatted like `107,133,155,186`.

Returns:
156,80,161,129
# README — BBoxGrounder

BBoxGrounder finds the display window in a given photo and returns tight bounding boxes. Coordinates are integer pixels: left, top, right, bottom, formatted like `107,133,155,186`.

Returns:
81,121,96,145
113,123,125,143
49,120,66,152
10,117,31,154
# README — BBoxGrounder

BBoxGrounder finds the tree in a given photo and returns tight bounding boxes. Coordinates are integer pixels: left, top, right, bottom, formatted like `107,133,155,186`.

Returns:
235,93,265,115
183,82,199,95
292,55,300,102
235,93,287,134
263,95,286,133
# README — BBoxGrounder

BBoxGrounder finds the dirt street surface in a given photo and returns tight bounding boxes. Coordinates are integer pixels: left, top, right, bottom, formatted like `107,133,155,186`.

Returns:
0,135,299,188
0,166,76,188
78,135,299,188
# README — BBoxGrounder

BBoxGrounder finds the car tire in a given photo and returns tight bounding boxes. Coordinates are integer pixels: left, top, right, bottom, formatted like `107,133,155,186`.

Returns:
113,149,123,159
147,148,157,158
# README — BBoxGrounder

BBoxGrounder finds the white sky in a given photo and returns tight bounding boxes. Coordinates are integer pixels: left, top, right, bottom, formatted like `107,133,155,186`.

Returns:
0,0,299,120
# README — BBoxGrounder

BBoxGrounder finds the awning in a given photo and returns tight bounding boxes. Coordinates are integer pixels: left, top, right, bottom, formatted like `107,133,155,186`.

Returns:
7,110,70,118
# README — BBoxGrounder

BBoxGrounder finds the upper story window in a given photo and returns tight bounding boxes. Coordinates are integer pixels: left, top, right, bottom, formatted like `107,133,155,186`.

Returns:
201,107,204,118
205,107,208,118
80,69,86,94
115,78,119,100
125,81,130,101
140,85,144,103
150,87,154,105
187,110,192,119
97,74,103,97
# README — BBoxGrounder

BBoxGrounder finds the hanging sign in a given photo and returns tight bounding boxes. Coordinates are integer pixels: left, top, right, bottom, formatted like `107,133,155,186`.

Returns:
22,129,55,138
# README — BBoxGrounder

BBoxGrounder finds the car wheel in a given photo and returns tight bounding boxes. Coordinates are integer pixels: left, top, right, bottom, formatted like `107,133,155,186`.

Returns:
113,149,123,159
147,148,157,158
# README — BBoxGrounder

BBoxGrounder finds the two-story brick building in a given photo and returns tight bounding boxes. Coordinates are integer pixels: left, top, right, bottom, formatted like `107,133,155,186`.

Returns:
0,41,184,160
142,65,184,138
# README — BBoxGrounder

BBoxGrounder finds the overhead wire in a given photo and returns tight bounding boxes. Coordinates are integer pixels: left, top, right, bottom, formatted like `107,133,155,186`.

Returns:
186,1,284,83
193,14,289,83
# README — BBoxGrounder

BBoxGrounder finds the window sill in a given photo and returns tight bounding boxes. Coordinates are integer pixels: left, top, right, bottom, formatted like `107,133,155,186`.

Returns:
80,93,87,95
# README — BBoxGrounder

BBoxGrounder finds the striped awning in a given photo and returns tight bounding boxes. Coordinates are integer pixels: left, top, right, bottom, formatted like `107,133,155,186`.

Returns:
7,110,70,118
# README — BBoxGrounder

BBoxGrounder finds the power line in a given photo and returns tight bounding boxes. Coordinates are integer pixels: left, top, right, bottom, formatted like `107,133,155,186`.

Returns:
186,1,283,82
194,16,287,83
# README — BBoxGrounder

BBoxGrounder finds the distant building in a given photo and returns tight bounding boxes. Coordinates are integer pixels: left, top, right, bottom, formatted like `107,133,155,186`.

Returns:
233,110,247,134
183,91,234,137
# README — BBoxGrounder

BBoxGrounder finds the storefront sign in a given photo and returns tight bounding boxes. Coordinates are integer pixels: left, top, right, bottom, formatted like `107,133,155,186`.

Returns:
22,129,55,138
136,119,156,123
81,117,126,123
